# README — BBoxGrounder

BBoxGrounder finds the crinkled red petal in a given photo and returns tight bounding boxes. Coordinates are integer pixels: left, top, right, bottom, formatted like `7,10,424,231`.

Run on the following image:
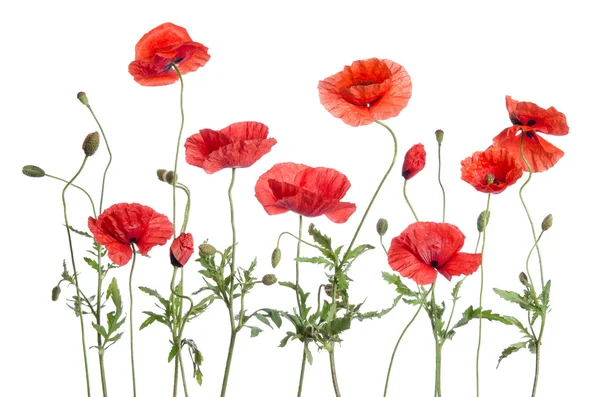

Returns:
88,216,132,266
402,143,426,180
255,163,309,215
438,253,482,280
493,127,564,172
461,146,523,193
506,95,569,136
170,233,194,267
388,237,437,285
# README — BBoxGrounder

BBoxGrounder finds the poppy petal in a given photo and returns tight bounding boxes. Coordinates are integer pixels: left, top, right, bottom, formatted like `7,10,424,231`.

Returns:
460,146,523,193
506,95,569,136
170,233,194,267
388,238,438,285
437,253,482,280
324,202,357,223
88,217,133,266
137,211,174,256
493,127,564,172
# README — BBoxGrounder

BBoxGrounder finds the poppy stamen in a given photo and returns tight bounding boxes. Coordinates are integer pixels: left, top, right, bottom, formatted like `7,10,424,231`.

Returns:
526,120,537,127
526,131,535,139
173,57,185,64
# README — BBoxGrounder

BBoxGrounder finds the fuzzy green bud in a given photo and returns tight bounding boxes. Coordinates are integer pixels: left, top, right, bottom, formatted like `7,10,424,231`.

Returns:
477,210,490,232
77,91,89,106
198,243,216,256
271,247,282,268
376,218,388,237
51,285,61,301
82,132,100,157
435,129,444,145
156,169,168,182
261,274,277,286
541,214,553,231
22,165,46,178
165,171,177,185
519,272,529,286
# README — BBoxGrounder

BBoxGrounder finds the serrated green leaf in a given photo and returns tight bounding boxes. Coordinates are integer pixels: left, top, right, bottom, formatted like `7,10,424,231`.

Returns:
83,257,99,271
502,316,531,336
382,272,418,297
265,310,282,328
249,326,262,337
328,316,351,335
107,278,122,317
168,344,179,363
451,278,465,301
344,244,375,262
296,256,333,266
540,280,551,312
308,223,332,251
254,313,272,329
305,344,313,365
138,286,169,308
92,323,108,339
139,316,156,331
497,341,528,368
68,225,93,238
493,288,529,308
355,295,402,321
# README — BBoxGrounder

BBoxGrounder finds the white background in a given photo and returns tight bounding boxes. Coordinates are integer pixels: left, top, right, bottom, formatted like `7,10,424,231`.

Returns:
1,1,598,396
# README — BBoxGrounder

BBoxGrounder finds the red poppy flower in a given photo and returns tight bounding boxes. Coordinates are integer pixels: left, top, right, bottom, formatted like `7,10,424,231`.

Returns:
388,222,482,285
402,143,426,180
318,58,412,126
185,121,276,174
170,233,194,267
128,22,210,86
255,162,356,223
493,96,569,172
88,203,174,266
461,146,523,194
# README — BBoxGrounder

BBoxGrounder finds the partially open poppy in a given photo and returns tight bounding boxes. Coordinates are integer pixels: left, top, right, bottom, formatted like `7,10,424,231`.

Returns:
388,222,482,285
461,146,523,194
88,203,174,266
170,233,194,267
128,22,210,86
185,121,276,174
255,162,356,223
493,96,569,172
318,58,412,126
402,143,426,180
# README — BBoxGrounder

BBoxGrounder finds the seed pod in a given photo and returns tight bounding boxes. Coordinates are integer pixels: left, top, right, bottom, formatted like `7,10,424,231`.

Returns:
435,129,444,145
77,91,89,106
82,132,100,157
156,169,168,182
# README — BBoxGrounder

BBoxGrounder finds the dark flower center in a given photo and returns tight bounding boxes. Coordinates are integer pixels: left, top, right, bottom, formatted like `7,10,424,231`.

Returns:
355,80,375,86
526,120,536,127
163,57,185,73
526,131,535,139
431,260,439,269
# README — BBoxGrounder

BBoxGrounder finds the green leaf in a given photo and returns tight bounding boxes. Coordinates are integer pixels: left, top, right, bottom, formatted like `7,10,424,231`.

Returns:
493,288,531,309
308,223,332,251
107,278,122,318
343,244,375,262
279,333,293,348
249,326,262,337
168,344,179,363
328,316,351,335
138,286,169,308
382,272,418,297
68,225,92,238
497,341,528,368
279,281,297,291
305,344,313,365
84,257,99,272
296,256,334,266
502,316,531,337
540,280,551,312
264,309,282,328
451,278,465,301
92,323,108,339
254,313,272,329
356,295,402,321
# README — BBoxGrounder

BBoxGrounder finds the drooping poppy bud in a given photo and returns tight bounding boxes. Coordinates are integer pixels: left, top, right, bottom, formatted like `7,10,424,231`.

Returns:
199,242,216,256
170,233,194,267
271,248,282,268
82,132,100,157
51,285,61,301
477,210,490,232
376,218,388,237
435,129,444,145
157,169,168,182
261,274,277,286
402,143,426,180
541,214,553,231
165,171,177,185
324,284,339,299
519,272,529,286
22,165,46,178
77,91,89,106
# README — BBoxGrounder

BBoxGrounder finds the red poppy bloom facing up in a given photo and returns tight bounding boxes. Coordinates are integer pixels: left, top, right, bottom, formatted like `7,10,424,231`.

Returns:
128,22,210,86
318,58,412,126
255,162,357,223
493,96,569,172
185,121,276,174
402,143,426,180
388,222,482,285
170,233,194,267
88,203,174,266
461,146,523,194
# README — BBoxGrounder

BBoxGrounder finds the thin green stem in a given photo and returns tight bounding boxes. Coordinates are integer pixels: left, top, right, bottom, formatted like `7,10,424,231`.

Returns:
383,304,423,397
475,194,491,397
295,215,307,397
329,348,342,397
220,168,238,397
277,231,321,251
403,179,419,222
437,142,446,222
177,183,191,234
342,120,398,263
172,354,180,397
61,156,91,397
84,104,111,214
46,174,96,218
179,349,190,397
297,342,308,397
171,64,185,234
129,246,138,397
430,282,441,397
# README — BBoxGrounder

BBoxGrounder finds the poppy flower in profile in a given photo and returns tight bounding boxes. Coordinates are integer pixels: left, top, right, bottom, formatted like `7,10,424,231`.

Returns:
128,22,210,86
402,143,426,180
461,146,523,194
185,121,276,174
388,222,482,285
493,96,569,172
170,233,194,267
318,58,412,126
255,162,356,223
88,203,174,266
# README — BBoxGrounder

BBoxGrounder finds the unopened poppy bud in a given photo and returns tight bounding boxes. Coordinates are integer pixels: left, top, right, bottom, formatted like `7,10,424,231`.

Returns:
77,91,89,106
541,214,553,231
271,248,281,268
22,165,45,178
262,274,277,286
156,169,168,182
324,284,339,299
485,174,495,185
51,285,61,301
435,129,444,145
477,210,490,232
199,242,216,256
82,132,100,157
519,272,528,286
376,218,388,237
402,143,426,180
165,171,177,185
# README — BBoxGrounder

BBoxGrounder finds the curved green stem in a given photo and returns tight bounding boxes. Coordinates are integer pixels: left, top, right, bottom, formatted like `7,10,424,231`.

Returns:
383,304,423,397
277,231,321,252
46,174,96,218
475,194,491,397
403,179,419,222
329,348,342,397
83,103,112,214
61,156,91,397
220,168,238,397
342,120,398,263
129,247,138,397
171,64,185,234
170,268,194,397
177,183,191,234
437,142,446,222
